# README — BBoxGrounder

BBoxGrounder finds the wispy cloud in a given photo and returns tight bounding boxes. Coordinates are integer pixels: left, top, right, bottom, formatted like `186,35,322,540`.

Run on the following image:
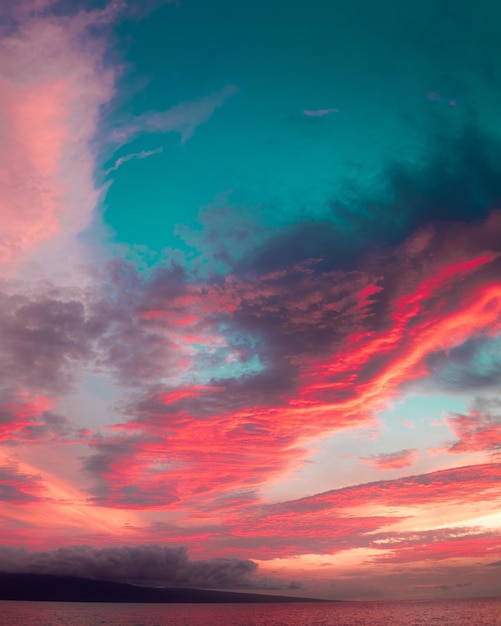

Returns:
105,147,164,174
360,449,419,470
303,108,339,117
112,84,239,145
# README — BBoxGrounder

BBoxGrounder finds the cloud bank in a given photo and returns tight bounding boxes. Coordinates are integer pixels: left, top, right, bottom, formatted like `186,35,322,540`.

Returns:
0,544,258,588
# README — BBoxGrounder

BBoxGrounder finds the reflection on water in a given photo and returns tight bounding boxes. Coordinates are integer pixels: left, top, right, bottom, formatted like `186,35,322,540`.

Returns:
1,597,501,626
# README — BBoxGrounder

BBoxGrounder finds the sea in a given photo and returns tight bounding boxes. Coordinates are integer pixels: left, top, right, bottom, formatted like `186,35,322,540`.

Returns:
1,598,501,626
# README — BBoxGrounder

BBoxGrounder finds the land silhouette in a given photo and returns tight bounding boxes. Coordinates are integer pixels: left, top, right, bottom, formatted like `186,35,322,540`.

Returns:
0,573,329,603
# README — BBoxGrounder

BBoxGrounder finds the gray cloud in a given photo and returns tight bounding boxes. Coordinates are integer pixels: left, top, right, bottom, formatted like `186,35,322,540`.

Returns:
0,289,99,396
0,544,258,588
424,336,501,393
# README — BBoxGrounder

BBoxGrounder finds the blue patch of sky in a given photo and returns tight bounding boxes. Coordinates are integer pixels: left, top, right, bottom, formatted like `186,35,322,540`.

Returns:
56,373,122,430
261,391,470,502
95,0,481,260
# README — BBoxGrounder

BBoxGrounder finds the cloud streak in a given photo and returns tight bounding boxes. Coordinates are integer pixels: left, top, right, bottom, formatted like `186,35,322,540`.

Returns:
303,108,339,117
112,85,239,145
105,147,164,174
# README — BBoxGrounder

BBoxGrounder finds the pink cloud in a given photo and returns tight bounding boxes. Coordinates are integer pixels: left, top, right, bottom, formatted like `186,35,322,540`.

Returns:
276,462,501,515
74,212,501,511
374,530,501,564
0,3,115,269
446,398,501,454
0,395,54,442
99,462,501,561
0,461,47,504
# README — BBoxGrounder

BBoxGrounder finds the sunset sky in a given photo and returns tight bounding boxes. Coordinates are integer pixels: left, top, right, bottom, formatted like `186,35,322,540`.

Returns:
1,0,501,601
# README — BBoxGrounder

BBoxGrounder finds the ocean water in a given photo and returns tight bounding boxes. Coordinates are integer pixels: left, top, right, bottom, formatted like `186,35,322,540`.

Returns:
1,597,500,626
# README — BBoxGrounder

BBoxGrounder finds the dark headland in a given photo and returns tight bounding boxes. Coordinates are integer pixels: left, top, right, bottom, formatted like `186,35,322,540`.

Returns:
0,573,329,603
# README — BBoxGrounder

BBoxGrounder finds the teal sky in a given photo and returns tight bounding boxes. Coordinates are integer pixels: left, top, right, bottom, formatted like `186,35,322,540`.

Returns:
100,0,500,257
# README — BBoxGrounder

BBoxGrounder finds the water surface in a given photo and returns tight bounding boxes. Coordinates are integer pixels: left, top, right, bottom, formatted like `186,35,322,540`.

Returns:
1,597,501,626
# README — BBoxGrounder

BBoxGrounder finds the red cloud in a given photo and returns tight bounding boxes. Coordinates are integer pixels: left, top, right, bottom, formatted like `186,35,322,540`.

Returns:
81,211,501,511
446,402,501,454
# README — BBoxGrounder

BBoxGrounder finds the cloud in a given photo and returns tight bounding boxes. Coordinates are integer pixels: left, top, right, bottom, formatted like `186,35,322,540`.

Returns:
446,397,501,454
122,0,176,21
0,0,55,22
0,1,116,269
111,84,239,145
78,205,501,509
0,544,258,588
0,394,55,443
124,462,501,562
105,147,163,174
0,462,46,504
372,528,501,564
311,125,501,263
272,463,501,517
360,449,419,470
424,335,501,393
303,108,339,117
0,288,100,397
0,206,499,509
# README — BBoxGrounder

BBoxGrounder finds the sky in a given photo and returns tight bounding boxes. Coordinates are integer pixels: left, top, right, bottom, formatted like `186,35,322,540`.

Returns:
1,0,501,602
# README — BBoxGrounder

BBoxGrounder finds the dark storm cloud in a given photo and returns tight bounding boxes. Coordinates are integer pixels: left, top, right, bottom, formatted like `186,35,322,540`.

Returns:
0,544,258,588
241,125,501,277
379,125,501,236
